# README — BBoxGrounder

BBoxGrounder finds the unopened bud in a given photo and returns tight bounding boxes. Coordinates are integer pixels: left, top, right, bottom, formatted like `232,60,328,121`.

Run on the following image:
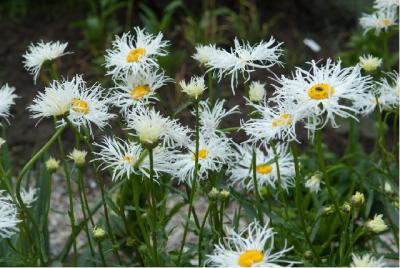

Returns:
351,191,365,206
208,187,219,200
219,190,230,199
46,157,60,172
92,226,106,241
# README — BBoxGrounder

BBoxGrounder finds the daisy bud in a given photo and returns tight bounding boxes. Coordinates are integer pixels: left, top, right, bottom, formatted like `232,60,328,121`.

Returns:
341,202,351,213
126,237,135,247
0,138,5,149
92,226,106,241
384,182,393,194
248,81,266,102
351,191,365,206
305,172,323,193
208,187,219,200
365,214,388,233
359,55,382,72
46,157,60,172
68,148,87,166
219,190,230,200
304,250,313,260
324,205,334,215
179,76,206,99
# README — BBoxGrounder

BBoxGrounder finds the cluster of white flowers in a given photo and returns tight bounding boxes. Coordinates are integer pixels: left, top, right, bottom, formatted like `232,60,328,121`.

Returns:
359,0,398,35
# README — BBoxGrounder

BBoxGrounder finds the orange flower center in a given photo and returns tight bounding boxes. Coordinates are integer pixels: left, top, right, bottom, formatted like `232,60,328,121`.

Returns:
127,48,146,62
122,155,135,164
308,83,335,100
272,113,292,127
256,164,273,174
71,98,89,114
192,149,208,160
238,250,264,267
131,84,151,100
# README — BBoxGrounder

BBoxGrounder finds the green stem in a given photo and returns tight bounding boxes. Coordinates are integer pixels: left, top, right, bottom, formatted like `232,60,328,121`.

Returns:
77,168,96,257
131,175,153,265
97,240,107,266
148,147,160,266
177,100,200,266
315,130,344,223
270,142,289,218
15,126,65,264
252,147,264,225
290,142,320,265
198,203,211,266
54,119,77,266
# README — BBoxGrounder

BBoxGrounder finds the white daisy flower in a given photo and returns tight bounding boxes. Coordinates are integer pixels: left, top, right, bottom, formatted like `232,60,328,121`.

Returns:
248,81,266,102
241,99,303,144
273,59,372,131
105,27,168,78
22,41,70,84
65,78,115,135
358,54,382,72
179,76,207,99
0,84,18,122
229,143,295,191
375,71,399,111
112,68,171,113
21,187,39,208
198,99,239,137
173,134,234,185
374,0,399,10
126,106,190,147
359,8,398,35
192,44,218,65
351,253,386,267
0,191,21,238
95,136,176,181
206,220,298,267
205,37,282,93
29,75,82,120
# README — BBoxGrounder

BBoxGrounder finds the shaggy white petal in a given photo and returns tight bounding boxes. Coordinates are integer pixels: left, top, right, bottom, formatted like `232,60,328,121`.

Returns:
22,41,70,83
0,191,21,238
105,27,168,79
359,8,398,35
206,220,299,267
0,84,18,122
351,253,386,267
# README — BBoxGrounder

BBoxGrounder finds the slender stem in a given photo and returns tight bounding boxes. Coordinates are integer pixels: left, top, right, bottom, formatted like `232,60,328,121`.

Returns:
131,175,153,264
77,168,95,257
177,100,200,266
97,240,107,266
208,71,213,109
270,142,289,218
15,126,65,265
81,132,123,265
315,130,344,223
198,203,211,266
54,120,77,266
148,147,160,266
290,142,320,265
252,147,264,225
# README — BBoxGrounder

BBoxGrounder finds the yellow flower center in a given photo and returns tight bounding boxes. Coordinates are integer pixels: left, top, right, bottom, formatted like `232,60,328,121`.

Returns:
122,155,135,164
238,250,264,267
256,164,273,174
382,18,391,26
127,48,146,62
192,149,208,160
131,84,151,100
71,98,89,114
272,113,292,127
308,83,335,100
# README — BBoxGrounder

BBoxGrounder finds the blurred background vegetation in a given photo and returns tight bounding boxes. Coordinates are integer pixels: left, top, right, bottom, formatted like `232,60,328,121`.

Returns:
0,0,398,159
